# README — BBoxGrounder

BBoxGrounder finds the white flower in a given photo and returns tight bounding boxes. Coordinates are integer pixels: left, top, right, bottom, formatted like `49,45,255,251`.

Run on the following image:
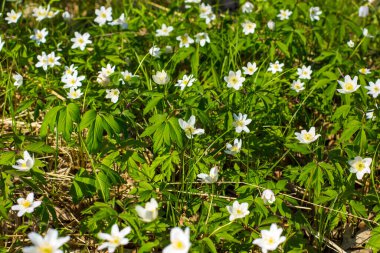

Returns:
98,224,131,253
233,113,251,133
22,228,70,253
163,227,191,253
47,52,61,68
195,32,210,47
359,6,369,17
225,139,242,155
267,61,284,74
101,64,115,77
32,6,48,21
242,20,256,35
13,72,23,88
226,201,250,221
297,65,312,79
348,156,372,180
242,62,257,75
199,3,213,17
277,9,292,20
97,73,110,86
95,6,113,26
30,28,48,45
71,32,92,51
62,73,85,89
175,74,197,90
135,198,158,222
366,110,376,120
347,40,355,48
62,11,72,20
149,46,161,58
5,10,22,24
337,75,360,94
12,151,34,171
267,20,275,30
224,70,245,90
105,89,120,103
46,6,59,19
178,115,205,139
309,7,322,21
62,64,78,78
176,34,194,48
365,79,380,98
362,28,374,38
67,88,83,100
197,166,219,183
261,189,275,205
359,68,371,75
252,224,286,253
164,45,173,54
36,52,49,70
121,70,138,83
291,79,305,93
202,12,216,25
0,37,4,52
109,13,128,29
152,70,170,85
242,2,254,13
295,127,321,144
156,24,174,37
11,193,41,217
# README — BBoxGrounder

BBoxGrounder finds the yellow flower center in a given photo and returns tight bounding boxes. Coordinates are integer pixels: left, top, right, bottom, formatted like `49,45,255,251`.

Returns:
303,133,313,141
101,13,107,18
266,237,275,245
236,120,244,127
21,200,31,208
38,244,53,253
21,162,28,168
181,36,188,44
355,161,365,171
173,240,185,249
231,146,239,152
110,237,120,245
229,77,238,84
345,82,354,91
78,38,84,44
236,209,242,215
374,87,379,92
185,126,195,135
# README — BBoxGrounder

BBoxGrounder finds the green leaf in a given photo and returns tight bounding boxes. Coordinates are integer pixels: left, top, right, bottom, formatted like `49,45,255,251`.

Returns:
24,142,55,154
101,114,121,136
349,200,367,218
80,109,97,130
332,105,351,121
340,120,361,143
367,226,380,251
202,237,218,253
95,171,110,201
40,105,64,137
276,41,290,58
143,94,163,115
0,152,16,165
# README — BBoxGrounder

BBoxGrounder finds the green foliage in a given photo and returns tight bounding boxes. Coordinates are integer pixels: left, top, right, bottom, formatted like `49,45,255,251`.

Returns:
0,0,379,252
